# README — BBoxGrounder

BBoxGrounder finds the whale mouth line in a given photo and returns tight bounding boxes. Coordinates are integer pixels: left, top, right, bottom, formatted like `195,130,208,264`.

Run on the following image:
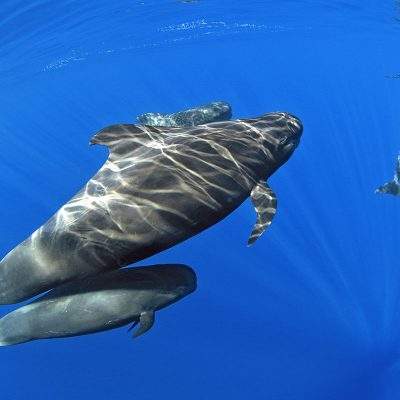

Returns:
0,338,22,347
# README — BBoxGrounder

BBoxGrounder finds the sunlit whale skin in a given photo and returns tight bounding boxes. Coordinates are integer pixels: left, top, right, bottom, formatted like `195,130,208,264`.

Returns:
137,101,232,127
376,154,400,196
0,112,302,304
0,264,196,346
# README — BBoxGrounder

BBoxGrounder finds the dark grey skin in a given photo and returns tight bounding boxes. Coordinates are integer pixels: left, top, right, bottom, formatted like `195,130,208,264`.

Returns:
137,101,232,127
376,154,400,196
0,112,302,304
0,264,196,346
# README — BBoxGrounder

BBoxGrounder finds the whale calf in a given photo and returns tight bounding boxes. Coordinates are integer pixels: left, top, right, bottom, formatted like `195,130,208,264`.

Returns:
137,101,232,127
376,154,400,196
0,111,302,304
0,264,196,346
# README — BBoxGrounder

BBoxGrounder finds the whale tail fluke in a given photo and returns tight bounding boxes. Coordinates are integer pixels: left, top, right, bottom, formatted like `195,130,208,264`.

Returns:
376,154,400,196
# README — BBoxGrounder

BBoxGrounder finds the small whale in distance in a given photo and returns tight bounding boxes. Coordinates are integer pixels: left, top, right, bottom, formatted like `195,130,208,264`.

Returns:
0,111,302,304
376,154,400,196
386,74,400,79
0,264,196,346
137,101,232,127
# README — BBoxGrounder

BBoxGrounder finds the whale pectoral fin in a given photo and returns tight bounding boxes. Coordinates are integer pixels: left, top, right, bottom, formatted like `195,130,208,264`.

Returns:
127,320,138,332
132,311,155,339
248,181,277,246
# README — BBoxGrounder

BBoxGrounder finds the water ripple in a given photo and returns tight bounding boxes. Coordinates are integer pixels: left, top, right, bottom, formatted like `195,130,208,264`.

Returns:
0,0,398,85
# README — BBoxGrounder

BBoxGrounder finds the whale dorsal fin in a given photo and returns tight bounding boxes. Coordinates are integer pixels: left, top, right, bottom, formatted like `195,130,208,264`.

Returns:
90,124,167,154
131,310,155,339
248,181,277,246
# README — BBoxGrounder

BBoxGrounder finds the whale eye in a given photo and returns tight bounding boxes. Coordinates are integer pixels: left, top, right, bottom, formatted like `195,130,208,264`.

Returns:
279,136,288,145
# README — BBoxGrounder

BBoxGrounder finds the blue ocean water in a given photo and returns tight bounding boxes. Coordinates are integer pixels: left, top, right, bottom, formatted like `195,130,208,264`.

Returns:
1,1,400,398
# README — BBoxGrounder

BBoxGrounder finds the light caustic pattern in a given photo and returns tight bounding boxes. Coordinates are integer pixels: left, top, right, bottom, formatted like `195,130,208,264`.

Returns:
0,112,302,304
137,101,232,127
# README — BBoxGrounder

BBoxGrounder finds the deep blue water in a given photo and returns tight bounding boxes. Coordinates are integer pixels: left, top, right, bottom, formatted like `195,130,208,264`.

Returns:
1,1,400,399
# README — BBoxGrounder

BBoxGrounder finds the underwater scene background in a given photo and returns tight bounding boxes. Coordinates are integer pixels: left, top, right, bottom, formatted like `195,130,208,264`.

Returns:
1,1,400,399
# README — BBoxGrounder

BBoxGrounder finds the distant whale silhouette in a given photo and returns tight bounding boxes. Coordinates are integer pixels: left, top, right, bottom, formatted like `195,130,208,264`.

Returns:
0,112,302,304
0,264,196,346
137,101,232,127
376,154,400,196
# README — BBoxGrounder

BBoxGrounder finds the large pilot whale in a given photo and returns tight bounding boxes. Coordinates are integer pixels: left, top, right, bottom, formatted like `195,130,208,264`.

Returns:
0,112,302,304
376,154,400,196
137,101,232,127
0,264,196,346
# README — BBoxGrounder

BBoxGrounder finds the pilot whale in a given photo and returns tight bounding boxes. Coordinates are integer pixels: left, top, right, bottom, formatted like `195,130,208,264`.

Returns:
0,264,196,346
137,101,232,127
0,112,302,304
376,153,400,196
